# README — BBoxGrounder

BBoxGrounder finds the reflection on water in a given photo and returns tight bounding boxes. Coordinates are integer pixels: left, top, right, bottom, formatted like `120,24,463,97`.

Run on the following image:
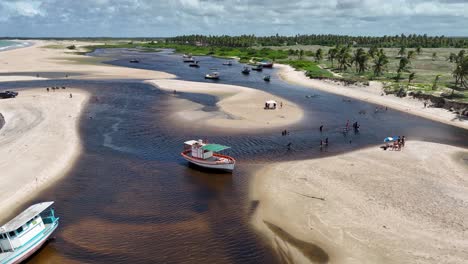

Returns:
0,49,467,263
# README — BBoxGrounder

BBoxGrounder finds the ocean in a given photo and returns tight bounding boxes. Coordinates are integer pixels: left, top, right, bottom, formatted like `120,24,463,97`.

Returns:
0,40,28,51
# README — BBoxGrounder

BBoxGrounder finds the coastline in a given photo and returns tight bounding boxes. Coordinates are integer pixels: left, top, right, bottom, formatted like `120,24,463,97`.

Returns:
147,79,304,132
0,89,90,220
250,141,468,263
276,64,468,130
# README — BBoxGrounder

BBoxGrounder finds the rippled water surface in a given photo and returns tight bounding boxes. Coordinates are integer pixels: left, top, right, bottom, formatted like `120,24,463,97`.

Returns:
0,48,467,263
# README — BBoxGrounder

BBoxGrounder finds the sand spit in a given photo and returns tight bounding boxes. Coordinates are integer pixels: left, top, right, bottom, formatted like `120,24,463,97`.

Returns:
147,79,304,132
251,141,468,264
277,64,468,130
0,40,175,81
0,89,89,220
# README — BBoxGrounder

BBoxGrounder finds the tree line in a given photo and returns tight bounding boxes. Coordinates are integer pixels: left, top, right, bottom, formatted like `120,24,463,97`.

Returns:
166,34,468,48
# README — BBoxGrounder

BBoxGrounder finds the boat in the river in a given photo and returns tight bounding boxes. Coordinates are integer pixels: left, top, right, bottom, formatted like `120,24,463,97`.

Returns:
259,61,274,68
189,61,200,67
0,202,59,264
182,140,235,171
222,61,232,66
129,59,139,63
183,57,195,63
251,64,263,71
182,54,192,58
241,67,250,74
263,75,271,82
205,72,220,80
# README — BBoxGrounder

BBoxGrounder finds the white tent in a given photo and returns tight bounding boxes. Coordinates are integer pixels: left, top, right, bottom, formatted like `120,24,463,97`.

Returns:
265,100,277,109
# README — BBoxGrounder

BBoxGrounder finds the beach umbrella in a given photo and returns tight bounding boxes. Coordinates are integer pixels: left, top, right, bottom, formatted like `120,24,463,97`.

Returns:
384,136,399,142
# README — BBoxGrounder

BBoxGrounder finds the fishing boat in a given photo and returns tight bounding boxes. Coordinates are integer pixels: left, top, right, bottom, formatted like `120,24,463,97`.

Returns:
205,72,220,80
129,59,139,63
183,57,195,63
181,140,235,171
0,202,59,264
189,61,200,67
241,67,250,74
260,61,274,68
251,64,263,71
263,75,271,82
222,61,232,66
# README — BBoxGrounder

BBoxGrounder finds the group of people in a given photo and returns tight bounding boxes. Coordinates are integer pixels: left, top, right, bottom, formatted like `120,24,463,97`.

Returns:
385,136,406,151
281,129,290,136
46,86,66,92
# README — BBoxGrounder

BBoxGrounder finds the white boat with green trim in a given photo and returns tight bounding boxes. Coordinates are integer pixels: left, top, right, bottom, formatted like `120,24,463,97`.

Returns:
0,202,59,264
182,140,235,171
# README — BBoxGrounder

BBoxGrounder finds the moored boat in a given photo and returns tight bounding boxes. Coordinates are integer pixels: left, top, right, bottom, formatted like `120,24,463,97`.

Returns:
251,64,263,71
183,57,195,63
241,67,250,74
129,59,139,63
222,61,232,66
205,72,220,79
263,75,271,82
189,61,200,67
259,61,274,68
181,140,235,171
0,202,59,264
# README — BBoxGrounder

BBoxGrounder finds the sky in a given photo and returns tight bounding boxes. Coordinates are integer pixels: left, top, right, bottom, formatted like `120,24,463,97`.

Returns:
0,0,467,37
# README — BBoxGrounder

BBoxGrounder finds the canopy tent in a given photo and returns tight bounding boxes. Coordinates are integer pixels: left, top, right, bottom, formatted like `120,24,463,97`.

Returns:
384,136,399,142
201,144,230,152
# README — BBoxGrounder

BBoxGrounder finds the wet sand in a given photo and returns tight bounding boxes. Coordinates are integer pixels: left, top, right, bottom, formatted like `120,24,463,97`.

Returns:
0,89,89,218
251,141,468,264
147,79,303,131
277,64,468,130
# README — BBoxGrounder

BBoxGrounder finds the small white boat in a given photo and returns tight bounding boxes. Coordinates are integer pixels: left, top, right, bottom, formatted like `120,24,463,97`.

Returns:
205,72,220,79
183,57,195,63
0,202,59,264
181,140,235,171
222,61,232,66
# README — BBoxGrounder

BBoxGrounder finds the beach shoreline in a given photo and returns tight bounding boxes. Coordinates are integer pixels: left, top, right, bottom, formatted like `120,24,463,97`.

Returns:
276,64,468,130
250,140,468,264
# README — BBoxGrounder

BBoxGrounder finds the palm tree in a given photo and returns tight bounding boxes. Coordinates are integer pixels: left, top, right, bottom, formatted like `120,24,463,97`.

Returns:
398,57,410,73
408,72,416,85
373,51,389,77
351,48,365,72
398,47,406,57
337,46,351,71
315,48,323,62
357,53,369,74
453,56,468,88
327,48,338,67
432,75,441,90
299,49,304,60
368,46,378,58
416,46,422,55
432,52,437,61
407,50,416,60
448,53,457,63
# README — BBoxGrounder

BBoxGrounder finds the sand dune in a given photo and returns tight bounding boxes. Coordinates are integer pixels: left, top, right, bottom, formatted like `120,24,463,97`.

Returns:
0,89,89,220
147,79,304,132
251,141,468,264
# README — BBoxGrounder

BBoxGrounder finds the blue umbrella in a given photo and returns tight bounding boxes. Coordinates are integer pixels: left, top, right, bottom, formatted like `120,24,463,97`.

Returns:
384,136,399,142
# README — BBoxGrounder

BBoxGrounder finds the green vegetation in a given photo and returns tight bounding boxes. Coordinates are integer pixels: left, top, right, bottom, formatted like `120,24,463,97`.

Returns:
279,60,333,78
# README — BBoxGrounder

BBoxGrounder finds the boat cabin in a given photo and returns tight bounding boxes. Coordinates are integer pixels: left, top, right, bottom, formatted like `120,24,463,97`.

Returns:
184,140,230,160
0,202,57,253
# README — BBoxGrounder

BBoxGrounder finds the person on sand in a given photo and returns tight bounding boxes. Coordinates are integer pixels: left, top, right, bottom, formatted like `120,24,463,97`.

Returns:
424,101,427,108
46,87,49,92
325,137,329,146
69,93,73,98
173,90,177,94
402,136,406,147
319,124,323,132
280,101,283,108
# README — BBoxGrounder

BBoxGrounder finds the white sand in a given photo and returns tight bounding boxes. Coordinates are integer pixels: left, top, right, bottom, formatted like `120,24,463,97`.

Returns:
0,89,89,221
277,64,468,130
251,141,468,264
147,79,304,131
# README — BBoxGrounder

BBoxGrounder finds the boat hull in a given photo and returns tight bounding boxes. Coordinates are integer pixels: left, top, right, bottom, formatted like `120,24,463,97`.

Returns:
181,151,235,171
1,221,59,264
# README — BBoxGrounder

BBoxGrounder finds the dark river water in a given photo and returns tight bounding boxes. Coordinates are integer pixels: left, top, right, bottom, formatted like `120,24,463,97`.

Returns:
1,48,467,263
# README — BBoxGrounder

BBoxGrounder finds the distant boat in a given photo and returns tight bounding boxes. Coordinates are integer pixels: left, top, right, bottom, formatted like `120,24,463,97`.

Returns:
183,57,195,63
259,61,274,68
241,67,250,74
210,68,218,70
129,59,139,63
263,75,271,82
182,140,235,171
251,64,263,71
205,72,220,80
182,53,192,58
222,61,232,66
189,61,200,67
0,202,59,264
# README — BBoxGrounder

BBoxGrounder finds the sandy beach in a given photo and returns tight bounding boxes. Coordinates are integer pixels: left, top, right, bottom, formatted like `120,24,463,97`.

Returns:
277,64,468,130
251,141,468,264
147,79,304,132
0,89,89,220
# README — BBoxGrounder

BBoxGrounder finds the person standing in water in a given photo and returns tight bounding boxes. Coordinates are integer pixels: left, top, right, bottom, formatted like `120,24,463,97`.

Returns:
319,124,323,132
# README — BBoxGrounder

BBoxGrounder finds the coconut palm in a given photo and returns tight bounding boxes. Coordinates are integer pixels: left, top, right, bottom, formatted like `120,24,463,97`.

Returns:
351,48,365,72
432,75,441,90
398,47,406,57
416,46,422,55
398,57,410,73
373,51,389,77
448,53,457,63
357,53,369,74
315,48,323,62
453,56,468,88
408,72,416,85
432,52,437,61
368,46,378,58
327,48,338,67
337,46,351,71
407,50,416,60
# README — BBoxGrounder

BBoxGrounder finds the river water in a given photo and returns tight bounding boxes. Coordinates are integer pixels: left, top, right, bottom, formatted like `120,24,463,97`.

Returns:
0,49,467,263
